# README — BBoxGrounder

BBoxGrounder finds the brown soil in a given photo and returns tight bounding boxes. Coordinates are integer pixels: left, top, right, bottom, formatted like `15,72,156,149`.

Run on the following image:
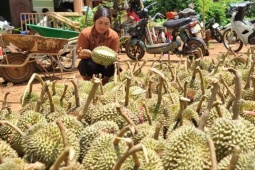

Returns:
0,40,250,112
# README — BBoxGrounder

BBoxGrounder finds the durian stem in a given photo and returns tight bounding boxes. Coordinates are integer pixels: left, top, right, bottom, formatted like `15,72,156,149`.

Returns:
25,162,46,170
142,102,152,125
196,67,205,95
198,80,220,131
183,81,188,109
98,74,104,95
207,136,217,169
0,120,25,136
45,81,55,113
153,117,163,140
196,95,206,114
113,144,147,170
113,126,136,146
124,76,131,107
49,147,72,170
52,80,57,96
213,101,223,117
2,92,10,108
71,79,80,108
165,81,175,104
157,77,163,105
217,89,225,104
228,68,242,120
227,148,241,170
77,78,100,121
21,73,45,106
0,153,3,164
226,98,234,110
244,60,255,89
59,84,68,103
176,76,184,92
147,79,153,98
116,104,139,134
133,60,147,76
56,120,70,166
166,63,175,81
251,75,255,100
114,62,118,84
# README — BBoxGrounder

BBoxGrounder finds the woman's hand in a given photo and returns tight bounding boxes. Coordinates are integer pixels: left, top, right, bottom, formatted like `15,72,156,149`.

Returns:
77,47,92,59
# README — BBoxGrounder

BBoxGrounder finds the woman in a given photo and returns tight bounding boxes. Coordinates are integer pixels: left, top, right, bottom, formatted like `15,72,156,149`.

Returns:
77,7,120,85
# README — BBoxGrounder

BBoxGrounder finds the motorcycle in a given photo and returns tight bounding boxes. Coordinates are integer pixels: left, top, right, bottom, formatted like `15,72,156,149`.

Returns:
222,1,255,52
205,18,223,43
125,2,209,60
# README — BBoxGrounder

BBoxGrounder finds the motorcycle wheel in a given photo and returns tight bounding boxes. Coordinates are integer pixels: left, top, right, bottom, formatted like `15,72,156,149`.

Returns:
214,29,223,43
222,28,243,52
125,42,145,60
184,39,209,58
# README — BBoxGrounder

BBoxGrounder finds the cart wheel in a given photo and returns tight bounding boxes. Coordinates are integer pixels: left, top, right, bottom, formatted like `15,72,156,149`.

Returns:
0,53,34,84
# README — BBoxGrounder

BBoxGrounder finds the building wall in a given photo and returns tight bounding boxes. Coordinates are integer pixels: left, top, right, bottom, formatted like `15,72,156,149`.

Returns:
32,0,54,13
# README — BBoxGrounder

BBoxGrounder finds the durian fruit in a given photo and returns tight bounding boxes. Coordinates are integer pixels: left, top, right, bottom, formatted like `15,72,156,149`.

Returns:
114,144,165,170
239,99,255,125
9,110,47,156
82,132,129,169
218,150,255,170
210,68,255,161
78,120,119,162
91,46,117,66
161,126,212,170
0,139,18,159
0,157,45,170
22,121,80,168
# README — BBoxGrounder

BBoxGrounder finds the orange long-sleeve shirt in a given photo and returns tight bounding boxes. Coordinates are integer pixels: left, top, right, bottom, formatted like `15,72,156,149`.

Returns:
77,26,119,54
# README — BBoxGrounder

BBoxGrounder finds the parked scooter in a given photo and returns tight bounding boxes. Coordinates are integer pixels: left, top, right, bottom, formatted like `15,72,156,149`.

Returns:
222,1,255,52
205,18,223,43
125,2,209,60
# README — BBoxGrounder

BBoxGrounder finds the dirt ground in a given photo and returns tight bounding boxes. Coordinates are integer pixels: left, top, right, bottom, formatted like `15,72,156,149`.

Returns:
0,40,250,112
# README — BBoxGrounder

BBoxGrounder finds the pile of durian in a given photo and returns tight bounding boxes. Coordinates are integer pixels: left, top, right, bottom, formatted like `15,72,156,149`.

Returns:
1,47,255,170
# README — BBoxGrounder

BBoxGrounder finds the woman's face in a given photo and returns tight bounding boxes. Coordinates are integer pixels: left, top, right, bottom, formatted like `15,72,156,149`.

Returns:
95,16,111,35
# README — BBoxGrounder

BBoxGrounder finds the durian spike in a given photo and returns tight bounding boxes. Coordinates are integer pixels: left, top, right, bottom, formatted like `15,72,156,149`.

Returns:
124,76,131,107
0,120,25,137
70,79,80,108
228,68,242,120
1,92,10,109
212,100,223,118
49,146,75,170
198,79,220,131
207,136,217,170
116,103,139,134
226,147,241,170
21,73,45,106
56,120,69,166
219,74,236,99
251,75,255,100
77,77,100,121
133,59,147,76
142,102,152,125
113,144,148,170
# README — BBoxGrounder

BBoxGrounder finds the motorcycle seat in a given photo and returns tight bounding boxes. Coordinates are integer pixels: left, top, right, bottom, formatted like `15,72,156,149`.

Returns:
163,18,192,29
178,8,196,18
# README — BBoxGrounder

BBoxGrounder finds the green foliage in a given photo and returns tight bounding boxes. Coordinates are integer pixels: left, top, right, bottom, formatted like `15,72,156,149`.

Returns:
143,0,254,26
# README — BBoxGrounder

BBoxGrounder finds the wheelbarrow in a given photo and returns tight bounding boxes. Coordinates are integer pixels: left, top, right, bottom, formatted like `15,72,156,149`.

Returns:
0,34,77,84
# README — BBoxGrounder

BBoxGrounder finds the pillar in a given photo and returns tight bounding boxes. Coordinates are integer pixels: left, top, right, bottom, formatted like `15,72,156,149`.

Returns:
73,0,84,15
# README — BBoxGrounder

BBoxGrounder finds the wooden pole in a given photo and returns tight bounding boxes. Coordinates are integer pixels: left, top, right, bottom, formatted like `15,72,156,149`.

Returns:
73,0,84,15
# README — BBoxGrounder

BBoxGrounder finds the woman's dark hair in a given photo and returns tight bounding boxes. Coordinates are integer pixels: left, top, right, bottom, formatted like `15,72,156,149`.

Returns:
93,7,112,23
